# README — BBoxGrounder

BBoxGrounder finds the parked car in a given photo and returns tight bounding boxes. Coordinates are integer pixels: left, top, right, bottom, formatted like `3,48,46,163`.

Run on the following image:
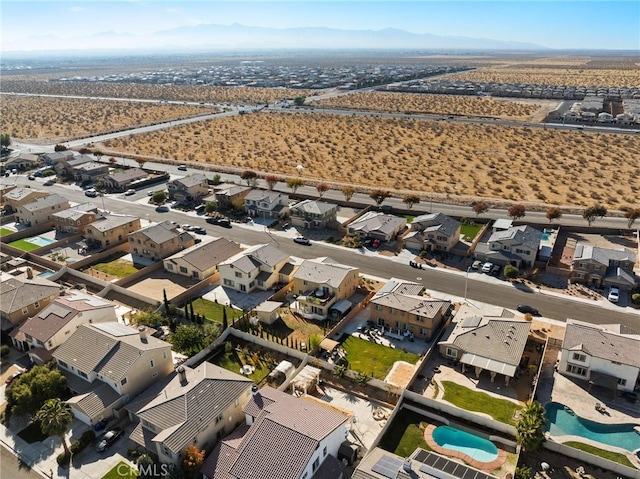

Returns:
155,205,169,212
293,237,311,245
607,286,620,303
27,174,35,180
193,226,206,235
471,260,482,270
96,427,122,452
206,218,231,228
490,264,501,276
182,224,193,231
177,165,187,171
43,180,55,186
371,239,381,249
124,189,136,196
517,304,540,316
5,370,24,385
147,190,155,196
481,262,494,273
85,189,98,197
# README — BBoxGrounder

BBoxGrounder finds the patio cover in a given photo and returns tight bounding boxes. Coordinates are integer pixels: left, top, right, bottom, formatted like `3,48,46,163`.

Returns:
588,371,618,399
459,353,517,377
320,338,340,352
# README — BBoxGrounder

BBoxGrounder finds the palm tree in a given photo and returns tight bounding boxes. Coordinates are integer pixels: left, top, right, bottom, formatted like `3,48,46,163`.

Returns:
516,401,546,453
35,398,73,456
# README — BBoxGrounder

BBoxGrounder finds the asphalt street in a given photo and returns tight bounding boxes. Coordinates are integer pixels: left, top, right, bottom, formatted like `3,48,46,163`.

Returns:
1,445,42,479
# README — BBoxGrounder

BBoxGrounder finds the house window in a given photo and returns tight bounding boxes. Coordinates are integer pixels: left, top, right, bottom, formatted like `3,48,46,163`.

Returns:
420,328,428,336
618,378,627,386
566,365,586,376
58,361,68,369
163,351,167,360
572,353,586,362
374,304,383,311
152,372,158,378
22,307,29,315
179,266,188,274
224,279,234,287
79,371,88,379
323,446,327,457
312,457,320,472
166,263,173,270
445,347,457,358
34,301,40,309
240,284,247,292
235,271,242,278
150,359,155,368
121,377,128,386
215,414,223,424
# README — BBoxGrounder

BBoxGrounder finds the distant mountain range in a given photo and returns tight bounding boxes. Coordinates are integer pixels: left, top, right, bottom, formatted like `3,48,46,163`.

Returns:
4,23,548,55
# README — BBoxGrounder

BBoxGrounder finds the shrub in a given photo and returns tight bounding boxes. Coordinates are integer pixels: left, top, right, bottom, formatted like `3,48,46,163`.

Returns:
57,452,70,467
80,429,95,444
70,440,82,454
631,293,640,304
0,344,10,358
503,264,519,279
70,428,96,454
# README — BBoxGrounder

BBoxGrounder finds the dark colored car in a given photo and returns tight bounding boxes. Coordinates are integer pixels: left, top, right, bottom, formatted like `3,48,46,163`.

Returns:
293,237,311,245
517,304,540,316
155,205,170,212
43,180,55,186
206,217,231,228
5,371,24,385
193,226,206,235
96,427,122,452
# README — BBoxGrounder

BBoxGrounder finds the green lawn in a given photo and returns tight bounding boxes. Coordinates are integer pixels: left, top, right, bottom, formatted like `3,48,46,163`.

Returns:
564,442,636,469
17,421,48,443
460,223,483,241
0,227,14,236
190,298,243,323
379,409,430,457
441,381,521,425
8,238,41,252
342,336,420,380
102,461,138,479
212,348,271,383
93,259,138,278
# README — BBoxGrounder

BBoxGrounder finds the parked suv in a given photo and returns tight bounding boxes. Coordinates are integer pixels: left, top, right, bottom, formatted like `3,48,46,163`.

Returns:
607,286,620,303
481,262,493,273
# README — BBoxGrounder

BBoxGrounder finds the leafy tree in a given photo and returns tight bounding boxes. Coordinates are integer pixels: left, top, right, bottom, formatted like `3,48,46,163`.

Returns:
515,466,532,479
516,401,546,452
137,454,155,479
582,204,607,226
503,264,519,279
0,134,12,149
1,344,9,358
341,186,356,202
108,157,117,165
315,182,330,198
152,191,167,204
545,207,562,223
286,178,305,193
170,325,205,356
507,204,526,220
471,201,489,216
204,201,218,214
293,96,306,106
624,207,640,229
35,399,73,456
136,157,148,168
5,364,67,417
309,335,321,350
211,174,221,185
264,175,280,190
182,444,205,479
54,144,68,152
370,189,391,206
133,309,168,328
240,170,258,187
163,463,184,479
402,194,420,209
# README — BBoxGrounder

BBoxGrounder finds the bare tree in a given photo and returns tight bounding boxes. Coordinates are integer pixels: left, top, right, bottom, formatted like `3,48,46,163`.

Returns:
545,207,562,223
471,201,489,217
315,182,330,198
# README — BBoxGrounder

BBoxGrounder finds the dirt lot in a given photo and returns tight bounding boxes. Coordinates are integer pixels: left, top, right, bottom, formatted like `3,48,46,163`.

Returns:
99,111,640,208
126,269,199,302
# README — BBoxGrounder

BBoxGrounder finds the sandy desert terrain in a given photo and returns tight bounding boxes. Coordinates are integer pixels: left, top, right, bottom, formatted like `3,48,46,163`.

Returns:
99,111,640,208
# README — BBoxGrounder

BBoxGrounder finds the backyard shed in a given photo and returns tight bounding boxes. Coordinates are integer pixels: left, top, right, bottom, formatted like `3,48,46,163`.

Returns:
329,299,353,321
320,338,340,352
267,359,295,387
254,300,282,325
290,365,321,395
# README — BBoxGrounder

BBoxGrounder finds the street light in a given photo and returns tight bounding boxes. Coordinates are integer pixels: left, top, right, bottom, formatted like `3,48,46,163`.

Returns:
464,266,471,303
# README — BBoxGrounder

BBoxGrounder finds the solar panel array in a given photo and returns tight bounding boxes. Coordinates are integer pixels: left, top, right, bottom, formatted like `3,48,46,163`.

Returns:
371,455,404,479
413,449,497,479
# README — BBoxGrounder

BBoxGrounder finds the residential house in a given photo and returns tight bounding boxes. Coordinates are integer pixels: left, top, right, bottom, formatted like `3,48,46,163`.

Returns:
163,237,242,280
404,213,461,252
73,162,110,183
370,278,451,340
84,214,140,250
289,199,338,229
218,244,294,293
98,168,148,192
347,212,406,242
201,386,349,479
438,304,531,385
475,224,542,268
0,184,17,210
213,183,251,209
40,151,74,166
126,363,253,464
560,319,640,394
53,323,173,425
0,270,60,331
1,153,39,172
167,173,209,204
291,257,360,321
9,290,117,364
3,187,50,213
54,154,93,178
16,194,69,225
51,203,98,234
128,221,195,265
244,190,289,220
571,244,637,291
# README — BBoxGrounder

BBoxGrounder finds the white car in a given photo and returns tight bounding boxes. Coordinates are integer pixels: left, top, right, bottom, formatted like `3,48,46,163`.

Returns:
471,260,482,270
607,287,620,303
481,262,494,273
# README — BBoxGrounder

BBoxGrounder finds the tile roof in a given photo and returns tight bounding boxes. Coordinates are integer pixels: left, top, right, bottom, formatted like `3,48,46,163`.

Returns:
563,319,640,368
573,243,636,267
14,303,77,343
290,199,337,215
21,194,68,212
51,203,98,220
371,293,450,319
106,168,148,183
5,187,48,202
411,213,461,237
214,184,251,197
87,214,138,232
133,221,182,244
487,225,542,250
293,257,359,288
314,453,345,479
164,238,242,272
171,173,208,188
66,382,122,420
73,161,108,172
374,278,424,298
244,190,288,204
349,212,406,236
221,244,289,272
0,272,60,315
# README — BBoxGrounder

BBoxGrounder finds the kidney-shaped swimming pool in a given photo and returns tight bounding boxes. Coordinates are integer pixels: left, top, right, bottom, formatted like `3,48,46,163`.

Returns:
432,425,499,463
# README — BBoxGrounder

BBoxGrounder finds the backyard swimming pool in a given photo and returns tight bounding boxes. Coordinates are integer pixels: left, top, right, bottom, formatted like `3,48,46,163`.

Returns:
432,426,498,463
27,236,55,247
541,232,551,241
545,402,640,452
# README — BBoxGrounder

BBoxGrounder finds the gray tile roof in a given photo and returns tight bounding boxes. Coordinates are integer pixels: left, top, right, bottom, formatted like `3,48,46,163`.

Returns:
290,199,337,215
374,278,424,298
74,161,107,172
563,319,640,368
22,194,68,212
52,204,97,222
132,362,252,454
371,293,450,319
574,243,636,267
0,272,60,315
244,190,288,204
487,225,542,250
66,382,122,420
293,257,359,288
165,238,242,272
106,168,148,183
171,173,208,188
214,184,251,197
5,187,47,202
88,214,138,232
134,221,181,244
221,244,289,272
349,212,406,236
411,213,461,237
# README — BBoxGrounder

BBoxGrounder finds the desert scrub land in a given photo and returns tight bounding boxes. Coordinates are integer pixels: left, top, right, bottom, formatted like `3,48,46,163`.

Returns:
0,95,214,143
100,111,640,207
440,67,640,88
312,92,544,120
0,79,317,105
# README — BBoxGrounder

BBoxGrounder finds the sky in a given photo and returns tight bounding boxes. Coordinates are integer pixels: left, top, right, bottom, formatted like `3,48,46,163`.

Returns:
1,1,639,52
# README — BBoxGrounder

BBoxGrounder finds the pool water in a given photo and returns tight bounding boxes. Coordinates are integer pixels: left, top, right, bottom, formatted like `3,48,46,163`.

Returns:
27,236,55,247
545,402,640,452
37,270,55,279
432,426,498,463
541,232,551,241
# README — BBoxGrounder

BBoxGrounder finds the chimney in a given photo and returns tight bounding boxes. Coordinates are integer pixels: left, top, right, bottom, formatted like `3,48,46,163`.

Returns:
402,459,412,473
26,267,33,279
138,326,148,341
251,384,259,397
177,366,187,386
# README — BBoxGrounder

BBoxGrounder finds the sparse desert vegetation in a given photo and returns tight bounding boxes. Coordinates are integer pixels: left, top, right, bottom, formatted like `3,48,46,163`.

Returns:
0,95,214,143
313,91,545,119
100,111,640,207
